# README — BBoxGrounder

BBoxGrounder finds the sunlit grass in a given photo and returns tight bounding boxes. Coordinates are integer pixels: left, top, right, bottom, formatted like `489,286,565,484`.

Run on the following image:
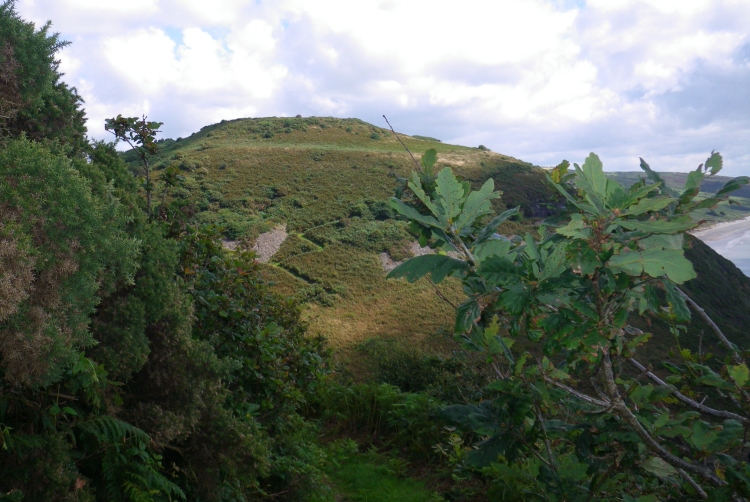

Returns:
126,116,558,368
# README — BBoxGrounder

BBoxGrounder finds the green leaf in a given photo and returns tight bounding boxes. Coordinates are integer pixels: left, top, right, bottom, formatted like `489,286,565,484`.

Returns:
690,420,718,450
681,169,703,195
550,160,570,183
389,197,441,229
692,197,721,210
641,457,678,478
567,240,600,276
611,181,661,211
387,254,468,283
455,178,500,231
478,256,524,285
619,216,696,234
556,213,590,239
455,298,480,333
539,242,567,281
716,176,749,197
581,152,608,199
421,148,437,170
434,167,465,223
608,248,696,283
524,234,540,261
728,363,749,388
622,196,676,216
694,373,734,391
474,238,514,266
705,151,722,175
641,158,677,197
474,207,520,245
664,281,690,322
498,284,532,315
546,172,598,214
640,234,683,251
408,172,441,218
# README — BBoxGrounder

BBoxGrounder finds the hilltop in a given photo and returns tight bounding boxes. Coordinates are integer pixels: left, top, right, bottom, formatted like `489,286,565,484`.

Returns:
124,116,750,365
124,116,561,360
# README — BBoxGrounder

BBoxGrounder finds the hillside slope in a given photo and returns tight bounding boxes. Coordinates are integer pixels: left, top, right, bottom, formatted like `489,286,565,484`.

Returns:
123,116,559,360
124,116,750,365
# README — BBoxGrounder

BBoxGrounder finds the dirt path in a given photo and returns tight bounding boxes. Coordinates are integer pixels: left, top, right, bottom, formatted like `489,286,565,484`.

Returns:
252,225,288,262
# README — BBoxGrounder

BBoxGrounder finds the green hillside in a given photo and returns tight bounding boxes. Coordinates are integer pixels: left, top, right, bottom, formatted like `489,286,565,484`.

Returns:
124,116,750,371
123,116,559,361
7,2,750,498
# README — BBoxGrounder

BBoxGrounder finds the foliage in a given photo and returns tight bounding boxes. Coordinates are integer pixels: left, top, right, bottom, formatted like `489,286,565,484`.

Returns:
0,7,333,497
318,382,446,462
322,441,444,502
389,150,750,500
0,138,139,386
0,0,86,153
356,338,492,403
105,115,163,216
0,139,180,500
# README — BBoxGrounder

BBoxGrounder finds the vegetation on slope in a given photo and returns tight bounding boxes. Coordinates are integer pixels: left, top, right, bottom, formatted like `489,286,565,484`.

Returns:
4,1,750,500
120,115,557,358
387,152,750,500
0,3,329,500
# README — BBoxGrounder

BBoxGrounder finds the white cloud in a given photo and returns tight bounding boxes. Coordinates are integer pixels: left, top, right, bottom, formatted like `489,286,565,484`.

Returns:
57,0,159,13
12,0,750,175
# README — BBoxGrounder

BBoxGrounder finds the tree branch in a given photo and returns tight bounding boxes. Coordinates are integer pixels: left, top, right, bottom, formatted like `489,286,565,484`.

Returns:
543,376,610,408
678,468,708,500
629,358,748,424
427,277,457,309
383,115,422,173
601,351,725,488
677,287,743,365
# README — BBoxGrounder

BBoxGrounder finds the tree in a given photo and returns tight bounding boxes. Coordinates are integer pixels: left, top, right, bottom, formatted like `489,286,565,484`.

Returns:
389,149,750,500
105,114,163,217
0,0,87,153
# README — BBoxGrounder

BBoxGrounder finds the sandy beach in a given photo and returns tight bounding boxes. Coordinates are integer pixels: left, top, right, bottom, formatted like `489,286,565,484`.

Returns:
691,216,750,277
692,215,750,241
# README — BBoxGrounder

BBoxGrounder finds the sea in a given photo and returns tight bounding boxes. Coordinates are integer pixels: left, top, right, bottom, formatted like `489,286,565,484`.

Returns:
691,217,750,278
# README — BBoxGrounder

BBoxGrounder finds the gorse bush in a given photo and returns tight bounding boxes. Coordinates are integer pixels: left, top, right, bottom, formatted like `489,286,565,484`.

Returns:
389,149,750,500
0,3,331,500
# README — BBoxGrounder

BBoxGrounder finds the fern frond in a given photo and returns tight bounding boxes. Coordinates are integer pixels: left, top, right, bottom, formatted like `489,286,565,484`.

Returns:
77,415,150,445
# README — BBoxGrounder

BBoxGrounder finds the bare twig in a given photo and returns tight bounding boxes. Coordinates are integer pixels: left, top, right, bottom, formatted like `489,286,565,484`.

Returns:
678,468,708,500
48,392,78,401
383,115,422,173
427,277,457,309
629,358,748,424
677,288,750,404
677,287,743,365
543,376,610,408
602,351,725,488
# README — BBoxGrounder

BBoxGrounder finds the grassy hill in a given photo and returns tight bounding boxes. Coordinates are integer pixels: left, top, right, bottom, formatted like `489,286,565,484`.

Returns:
124,116,750,369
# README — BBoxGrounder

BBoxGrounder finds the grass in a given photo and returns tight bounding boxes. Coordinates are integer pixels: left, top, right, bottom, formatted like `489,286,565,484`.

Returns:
124,117,542,370
123,115,750,376
322,441,443,502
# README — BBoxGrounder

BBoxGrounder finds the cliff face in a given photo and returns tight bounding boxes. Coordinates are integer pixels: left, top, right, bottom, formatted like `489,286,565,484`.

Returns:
683,235,750,347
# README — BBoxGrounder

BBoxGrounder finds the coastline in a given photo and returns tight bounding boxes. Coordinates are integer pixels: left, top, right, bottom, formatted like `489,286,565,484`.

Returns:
690,215,750,278
690,215,750,242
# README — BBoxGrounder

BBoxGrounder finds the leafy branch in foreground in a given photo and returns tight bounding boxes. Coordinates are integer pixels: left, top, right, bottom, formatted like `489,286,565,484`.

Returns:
388,150,750,500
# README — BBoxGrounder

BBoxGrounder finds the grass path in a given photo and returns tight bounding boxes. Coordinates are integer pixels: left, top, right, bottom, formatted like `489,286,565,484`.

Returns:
323,443,442,502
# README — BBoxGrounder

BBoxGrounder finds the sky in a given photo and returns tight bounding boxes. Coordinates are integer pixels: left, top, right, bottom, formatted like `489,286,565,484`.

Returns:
16,0,750,175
